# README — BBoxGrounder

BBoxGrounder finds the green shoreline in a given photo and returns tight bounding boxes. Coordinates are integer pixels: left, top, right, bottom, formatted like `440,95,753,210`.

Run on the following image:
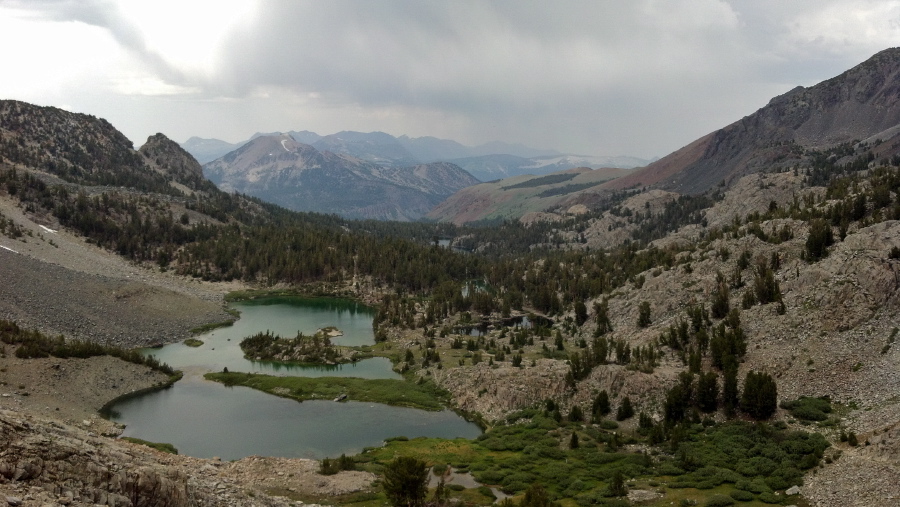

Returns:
204,371,448,411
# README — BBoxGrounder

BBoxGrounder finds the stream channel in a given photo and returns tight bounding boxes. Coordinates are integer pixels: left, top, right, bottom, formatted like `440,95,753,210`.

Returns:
104,297,481,460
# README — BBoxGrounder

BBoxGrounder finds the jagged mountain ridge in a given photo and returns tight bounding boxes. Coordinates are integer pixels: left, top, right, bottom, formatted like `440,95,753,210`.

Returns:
608,47,900,194
203,134,480,221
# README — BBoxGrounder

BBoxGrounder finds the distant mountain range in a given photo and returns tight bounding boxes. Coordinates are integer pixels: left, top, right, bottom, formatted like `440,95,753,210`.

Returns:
202,134,480,221
182,132,650,181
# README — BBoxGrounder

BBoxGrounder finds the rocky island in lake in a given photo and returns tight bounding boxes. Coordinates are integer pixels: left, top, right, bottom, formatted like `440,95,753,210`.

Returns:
240,328,368,365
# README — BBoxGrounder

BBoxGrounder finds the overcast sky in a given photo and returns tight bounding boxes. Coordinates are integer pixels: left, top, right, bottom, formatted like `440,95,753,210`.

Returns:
0,1,898,159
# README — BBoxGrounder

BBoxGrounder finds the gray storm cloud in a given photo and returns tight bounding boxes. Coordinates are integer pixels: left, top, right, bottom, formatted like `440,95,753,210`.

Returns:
6,0,899,156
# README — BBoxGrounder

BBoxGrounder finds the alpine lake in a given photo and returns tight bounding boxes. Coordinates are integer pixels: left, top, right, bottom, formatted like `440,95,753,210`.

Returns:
103,297,481,461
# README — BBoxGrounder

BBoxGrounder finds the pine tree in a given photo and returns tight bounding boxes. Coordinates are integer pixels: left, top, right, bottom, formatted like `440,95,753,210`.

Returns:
697,371,719,413
616,396,634,421
637,301,652,327
723,356,739,417
606,470,628,497
592,390,611,420
569,404,584,423
574,300,588,326
741,370,778,420
383,457,429,507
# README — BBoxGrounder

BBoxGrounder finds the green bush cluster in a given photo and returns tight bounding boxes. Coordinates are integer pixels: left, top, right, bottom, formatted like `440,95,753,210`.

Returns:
780,396,833,421
319,454,355,475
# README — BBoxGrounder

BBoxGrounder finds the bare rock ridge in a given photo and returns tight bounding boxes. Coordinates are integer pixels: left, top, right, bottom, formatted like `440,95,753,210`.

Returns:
609,47,900,194
203,133,481,221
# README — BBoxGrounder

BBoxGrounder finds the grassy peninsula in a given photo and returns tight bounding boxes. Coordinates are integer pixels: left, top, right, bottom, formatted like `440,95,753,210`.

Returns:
204,371,447,411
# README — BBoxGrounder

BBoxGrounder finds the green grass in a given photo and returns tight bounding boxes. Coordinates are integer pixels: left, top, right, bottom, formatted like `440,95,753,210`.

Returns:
121,437,178,454
183,338,204,347
204,372,448,411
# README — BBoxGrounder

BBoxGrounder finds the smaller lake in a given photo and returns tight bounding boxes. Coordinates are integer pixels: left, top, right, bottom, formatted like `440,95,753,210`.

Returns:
108,375,476,461
106,297,481,460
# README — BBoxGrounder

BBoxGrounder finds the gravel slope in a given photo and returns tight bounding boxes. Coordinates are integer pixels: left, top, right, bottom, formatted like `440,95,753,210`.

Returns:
0,194,239,347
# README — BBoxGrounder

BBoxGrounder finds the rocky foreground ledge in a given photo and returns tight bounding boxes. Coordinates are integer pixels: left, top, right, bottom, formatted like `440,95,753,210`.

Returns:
0,408,375,507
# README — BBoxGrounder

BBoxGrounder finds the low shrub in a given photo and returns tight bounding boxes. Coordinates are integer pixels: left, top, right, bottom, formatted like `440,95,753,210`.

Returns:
780,396,832,421
757,491,781,504
477,486,495,499
319,454,355,475
729,489,754,502
705,494,734,507
2,319,174,374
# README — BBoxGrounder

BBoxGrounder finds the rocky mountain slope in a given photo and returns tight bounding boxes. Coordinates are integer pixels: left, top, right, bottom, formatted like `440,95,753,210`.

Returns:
607,47,900,194
203,134,480,221
0,101,173,194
